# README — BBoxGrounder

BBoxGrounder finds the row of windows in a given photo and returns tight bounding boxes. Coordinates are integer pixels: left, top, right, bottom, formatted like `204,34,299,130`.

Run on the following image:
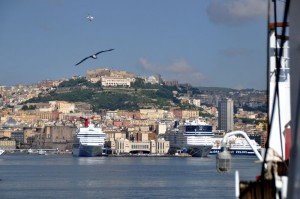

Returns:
132,145,149,149
185,125,212,132
78,135,106,137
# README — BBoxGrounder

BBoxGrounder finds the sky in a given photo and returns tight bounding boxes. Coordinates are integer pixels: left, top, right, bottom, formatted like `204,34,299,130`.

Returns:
0,0,279,90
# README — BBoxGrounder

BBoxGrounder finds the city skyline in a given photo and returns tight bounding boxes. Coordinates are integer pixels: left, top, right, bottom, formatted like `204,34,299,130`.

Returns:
0,0,280,89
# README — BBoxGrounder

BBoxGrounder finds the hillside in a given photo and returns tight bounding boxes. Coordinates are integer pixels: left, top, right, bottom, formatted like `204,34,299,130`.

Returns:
27,78,182,111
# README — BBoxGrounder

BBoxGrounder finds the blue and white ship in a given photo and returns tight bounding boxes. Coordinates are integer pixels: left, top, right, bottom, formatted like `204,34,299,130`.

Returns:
209,136,262,155
72,120,106,157
165,119,214,157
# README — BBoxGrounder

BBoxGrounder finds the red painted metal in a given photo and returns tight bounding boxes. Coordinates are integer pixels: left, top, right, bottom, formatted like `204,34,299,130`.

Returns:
285,128,291,160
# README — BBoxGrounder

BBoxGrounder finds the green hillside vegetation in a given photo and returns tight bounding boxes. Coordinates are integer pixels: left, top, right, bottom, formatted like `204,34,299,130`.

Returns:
58,77,102,88
27,77,180,111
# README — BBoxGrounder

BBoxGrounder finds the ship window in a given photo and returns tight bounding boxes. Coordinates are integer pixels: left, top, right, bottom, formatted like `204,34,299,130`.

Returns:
185,125,212,132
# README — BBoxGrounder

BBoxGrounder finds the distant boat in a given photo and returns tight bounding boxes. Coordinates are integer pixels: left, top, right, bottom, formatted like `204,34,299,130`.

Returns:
0,149,5,156
38,150,47,155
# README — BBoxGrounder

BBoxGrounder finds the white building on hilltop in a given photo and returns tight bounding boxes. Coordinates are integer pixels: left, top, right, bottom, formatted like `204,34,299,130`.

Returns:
101,76,135,87
86,68,135,87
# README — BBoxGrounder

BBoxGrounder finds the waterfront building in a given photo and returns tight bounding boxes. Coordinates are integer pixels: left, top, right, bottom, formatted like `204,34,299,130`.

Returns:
0,129,12,138
136,132,149,142
107,138,169,155
218,98,234,132
115,138,131,154
11,131,24,144
0,137,16,149
23,127,39,144
151,138,170,154
33,125,77,151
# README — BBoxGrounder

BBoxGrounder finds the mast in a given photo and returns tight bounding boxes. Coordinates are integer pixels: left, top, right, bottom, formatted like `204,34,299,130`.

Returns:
266,21,290,161
287,0,300,197
236,1,292,198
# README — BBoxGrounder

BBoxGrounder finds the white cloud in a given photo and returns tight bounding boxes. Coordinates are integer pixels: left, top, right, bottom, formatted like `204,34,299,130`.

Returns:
138,58,205,86
206,0,267,26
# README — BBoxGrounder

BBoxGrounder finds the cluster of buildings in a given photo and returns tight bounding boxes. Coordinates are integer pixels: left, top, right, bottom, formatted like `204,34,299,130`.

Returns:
0,67,268,153
0,99,267,153
0,103,200,153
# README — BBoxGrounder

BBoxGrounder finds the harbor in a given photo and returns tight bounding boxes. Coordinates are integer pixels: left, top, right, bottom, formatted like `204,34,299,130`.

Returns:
2,0,300,198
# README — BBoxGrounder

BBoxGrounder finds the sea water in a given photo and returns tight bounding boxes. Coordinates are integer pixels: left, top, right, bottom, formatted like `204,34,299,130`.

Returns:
0,154,261,199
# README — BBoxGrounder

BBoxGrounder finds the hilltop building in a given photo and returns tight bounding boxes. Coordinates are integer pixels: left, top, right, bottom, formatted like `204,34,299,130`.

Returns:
86,68,135,87
164,80,178,87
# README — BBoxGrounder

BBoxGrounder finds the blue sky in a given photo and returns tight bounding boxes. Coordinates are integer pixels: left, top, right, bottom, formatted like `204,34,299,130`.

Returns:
0,0,273,89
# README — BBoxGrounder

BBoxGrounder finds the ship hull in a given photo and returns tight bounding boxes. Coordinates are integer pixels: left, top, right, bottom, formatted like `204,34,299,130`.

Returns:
72,145,103,157
187,145,213,157
209,149,260,156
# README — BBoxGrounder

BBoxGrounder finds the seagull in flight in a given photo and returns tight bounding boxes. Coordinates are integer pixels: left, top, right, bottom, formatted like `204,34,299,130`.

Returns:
86,14,94,22
75,49,114,66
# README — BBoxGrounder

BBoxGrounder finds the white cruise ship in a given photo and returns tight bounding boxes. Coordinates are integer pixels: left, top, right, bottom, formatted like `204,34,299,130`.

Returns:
72,121,106,157
165,119,214,157
210,136,262,155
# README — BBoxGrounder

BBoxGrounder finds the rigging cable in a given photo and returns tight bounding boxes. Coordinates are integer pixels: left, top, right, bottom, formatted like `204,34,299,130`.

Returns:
260,1,272,197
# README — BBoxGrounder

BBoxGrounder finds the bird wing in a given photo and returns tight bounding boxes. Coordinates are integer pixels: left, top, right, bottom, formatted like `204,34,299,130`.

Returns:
75,56,92,66
95,49,114,55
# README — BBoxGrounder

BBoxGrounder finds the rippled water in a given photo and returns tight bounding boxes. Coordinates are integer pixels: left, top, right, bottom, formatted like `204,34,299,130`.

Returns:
0,154,261,199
